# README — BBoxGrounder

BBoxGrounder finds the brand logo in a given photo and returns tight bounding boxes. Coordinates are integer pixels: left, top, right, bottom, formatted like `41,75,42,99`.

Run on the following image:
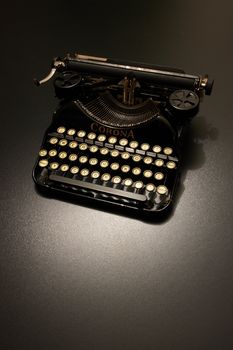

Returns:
90,123,135,139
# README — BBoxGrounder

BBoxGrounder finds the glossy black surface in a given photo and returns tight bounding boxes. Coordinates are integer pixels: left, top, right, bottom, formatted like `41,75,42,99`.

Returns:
1,1,233,349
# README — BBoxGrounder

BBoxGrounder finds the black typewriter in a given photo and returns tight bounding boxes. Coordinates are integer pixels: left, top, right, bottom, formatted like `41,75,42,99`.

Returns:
33,53,213,218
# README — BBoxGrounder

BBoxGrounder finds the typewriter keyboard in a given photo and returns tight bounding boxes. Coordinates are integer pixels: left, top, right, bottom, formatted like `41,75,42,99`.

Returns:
35,125,179,209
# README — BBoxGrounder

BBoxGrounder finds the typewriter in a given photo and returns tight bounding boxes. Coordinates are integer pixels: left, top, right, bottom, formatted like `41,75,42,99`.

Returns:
33,53,213,218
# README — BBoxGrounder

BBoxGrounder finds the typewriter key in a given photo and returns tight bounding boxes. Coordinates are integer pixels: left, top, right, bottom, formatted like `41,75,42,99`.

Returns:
69,141,78,149
132,167,141,175
50,162,59,170
59,139,68,146
39,149,47,157
134,181,143,189
164,147,173,155
129,141,138,149
110,162,120,170
119,138,128,146
87,132,96,140
100,160,109,168
49,137,58,145
157,185,168,195
60,164,69,172
79,143,88,151
108,136,117,144
70,166,79,174
49,149,57,157
89,145,98,153
79,156,88,164
132,154,141,162
58,151,67,159
77,130,86,138
89,158,98,166
153,145,162,153
155,159,164,167
91,171,100,179
123,178,133,186
143,156,153,164
154,172,164,180
112,176,121,184
67,129,76,136
69,154,78,161
39,159,48,167
100,147,109,155
80,168,89,177
121,152,130,160
101,173,111,181
97,134,106,142
166,161,176,169
57,126,66,134
146,183,156,192
141,143,150,151
111,150,119,157
143,170,153,178
121,165,130,173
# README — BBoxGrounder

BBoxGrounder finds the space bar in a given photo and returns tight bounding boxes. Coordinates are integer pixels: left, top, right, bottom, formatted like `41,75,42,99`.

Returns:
49,174,147,202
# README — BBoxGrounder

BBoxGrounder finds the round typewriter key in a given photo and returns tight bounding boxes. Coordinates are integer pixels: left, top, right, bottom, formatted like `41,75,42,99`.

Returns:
134,181,143,189
108,136,117,144
58,151,67,159
143,170,153,178
60,164,69,172
80,168,89,177
123,178,133,186
91,171,100,179
141,143,150,151
49,137,58,145
157,185,168,195
153,145,162,153
100,160,109,168
79,156,88,164
129,141,138,149
50,162,59,170
67,128,76,136
164,147,173,155
101,173,111,181
69,141,78,149
79,143,88,151
143,156,153,165
154,172,164,180
77,130,86,138
69,154,78,161
111,150,119,157
49,149,57,157
87,132,96,140
155,159,164,167
112,176,121,184
132,154,141,162
70,166,79,174
57,126,66,134
166,161,176,169
132,167,141,175
59,139,68,146
100,147,109,155
121,152,130,160
89,145,98,153
39,159,48,167
97,134,106,142
110,162,120,170
121,165,130,173
39,149,47,157
146,183,156,192
89,158,98,166
119,138,128,146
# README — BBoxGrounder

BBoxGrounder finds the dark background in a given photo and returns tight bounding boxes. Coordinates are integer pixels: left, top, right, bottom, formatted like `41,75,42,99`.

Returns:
1,1,233,349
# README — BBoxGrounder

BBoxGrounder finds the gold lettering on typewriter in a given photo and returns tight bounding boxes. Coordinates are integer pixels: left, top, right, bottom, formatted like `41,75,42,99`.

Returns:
90,123,135,139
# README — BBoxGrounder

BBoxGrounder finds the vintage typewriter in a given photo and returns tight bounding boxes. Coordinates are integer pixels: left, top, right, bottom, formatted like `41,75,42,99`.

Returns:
33,53,213,218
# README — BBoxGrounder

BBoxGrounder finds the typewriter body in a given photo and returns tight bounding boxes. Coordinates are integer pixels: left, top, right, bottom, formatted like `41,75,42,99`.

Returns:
33,53,213,218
